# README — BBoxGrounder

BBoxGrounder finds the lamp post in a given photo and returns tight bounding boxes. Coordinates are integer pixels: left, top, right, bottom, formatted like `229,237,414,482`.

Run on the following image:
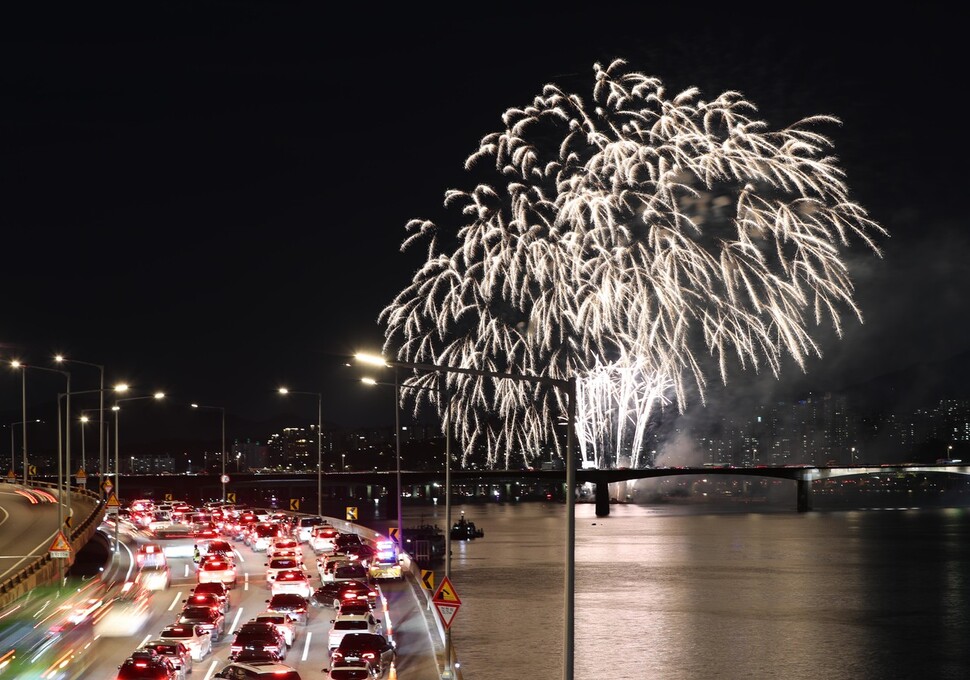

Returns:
361,374,436,555
7,419,42,477
277,388,323,517
355,352,577,680
112,391,165,552
191,403,226,501
54,356,105,500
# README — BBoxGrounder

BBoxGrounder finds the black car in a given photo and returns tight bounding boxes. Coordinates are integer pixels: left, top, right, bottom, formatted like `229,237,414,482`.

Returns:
265,593,310,625
330,633,395,676
116,649,179,679
312,580,378,610
229,621,287,661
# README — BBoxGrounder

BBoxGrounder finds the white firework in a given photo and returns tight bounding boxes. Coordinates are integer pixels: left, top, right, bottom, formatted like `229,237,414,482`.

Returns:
380,58,886,469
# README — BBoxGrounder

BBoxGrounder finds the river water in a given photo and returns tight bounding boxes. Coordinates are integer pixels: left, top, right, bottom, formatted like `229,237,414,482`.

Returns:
403,497,970,680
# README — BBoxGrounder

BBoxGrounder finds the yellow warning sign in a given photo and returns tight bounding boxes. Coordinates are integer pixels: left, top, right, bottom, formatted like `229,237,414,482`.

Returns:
226,492,236,504
75,469,86,478
28,465,37,476
289,498,300,512
432,576,461,605
48,530,71,557
102,480,113,491
164,493,173,501
388,527,399,544
421,569,434,591
105,492,120,508
345,506,358,521
65,515,72,528
6,470,14,479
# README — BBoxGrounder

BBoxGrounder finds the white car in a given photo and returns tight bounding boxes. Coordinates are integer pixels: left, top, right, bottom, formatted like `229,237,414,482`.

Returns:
266,556,304,584
252,611,297,648
198,557,238,588
270,569,313,599
327,610,383,652
136,563,171,591
158,623,213,661
309,525,340,554
294,515,325,543
319,555,355,584
267,538,303,561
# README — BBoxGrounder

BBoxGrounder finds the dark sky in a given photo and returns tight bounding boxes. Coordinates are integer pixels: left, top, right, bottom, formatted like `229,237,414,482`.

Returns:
2,3,967,442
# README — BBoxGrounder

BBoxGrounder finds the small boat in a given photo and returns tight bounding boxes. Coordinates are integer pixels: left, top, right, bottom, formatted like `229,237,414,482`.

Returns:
403,524,446,563
450,513,484,540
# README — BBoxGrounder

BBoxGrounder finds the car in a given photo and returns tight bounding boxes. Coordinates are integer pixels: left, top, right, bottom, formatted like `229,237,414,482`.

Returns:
137,562,172,591
195,538,235,563
198,557,238,588
265,593,310,626
190,581,231,612
158,624,213,661
176,605,226,642
184,589,230,615
293,515,326,542
135,542,167,568
267,537,303,560
270,569,313,598
311,580,379,610
116,649,179,680
335,599,376,617
96,581,152,637
326,663,377,680
319,554,356,583
329,633,395,677
327,610,383,652
332,562,370,585
250,522,284,551
265,556,304,584
228,621,287,662
337,542,376,566
213,661,303,679
309,525,341,554
252,611,297,647
139,639,193,678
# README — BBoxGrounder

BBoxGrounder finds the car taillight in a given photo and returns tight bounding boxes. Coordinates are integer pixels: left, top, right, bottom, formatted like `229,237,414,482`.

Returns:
332,651,344,661
363,652,376,660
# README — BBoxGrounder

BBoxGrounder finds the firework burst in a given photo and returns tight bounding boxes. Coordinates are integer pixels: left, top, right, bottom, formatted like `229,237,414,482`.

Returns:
380,58,886,469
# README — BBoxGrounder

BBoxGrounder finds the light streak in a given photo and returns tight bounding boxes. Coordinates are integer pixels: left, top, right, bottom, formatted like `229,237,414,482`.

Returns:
382,59,886,468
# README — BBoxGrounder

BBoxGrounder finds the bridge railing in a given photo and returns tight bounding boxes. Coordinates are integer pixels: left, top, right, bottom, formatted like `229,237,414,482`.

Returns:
0,482,105,609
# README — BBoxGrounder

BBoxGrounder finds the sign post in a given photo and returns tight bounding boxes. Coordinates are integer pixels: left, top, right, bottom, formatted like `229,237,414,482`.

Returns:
432,575,462,629
49,530,72,560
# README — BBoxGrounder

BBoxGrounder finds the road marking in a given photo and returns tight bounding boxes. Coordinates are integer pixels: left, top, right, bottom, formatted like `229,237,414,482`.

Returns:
302,631,312,661
203,659,218,679
168,592,182,611
244,572,249,590
139,633,152,647
228,606,244,635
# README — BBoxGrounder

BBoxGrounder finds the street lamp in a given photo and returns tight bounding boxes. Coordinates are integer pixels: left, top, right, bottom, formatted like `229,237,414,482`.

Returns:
355,351,577,680
361,374,436,554
54,356,105,500
112,391,164,552
6,419,42,477
191,403,227,501
277,388,323,517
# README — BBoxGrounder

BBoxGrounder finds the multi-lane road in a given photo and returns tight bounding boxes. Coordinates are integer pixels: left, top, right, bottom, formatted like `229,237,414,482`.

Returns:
0,498,446,679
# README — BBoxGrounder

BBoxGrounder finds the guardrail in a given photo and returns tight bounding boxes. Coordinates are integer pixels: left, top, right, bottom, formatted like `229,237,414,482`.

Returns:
0,482,105,609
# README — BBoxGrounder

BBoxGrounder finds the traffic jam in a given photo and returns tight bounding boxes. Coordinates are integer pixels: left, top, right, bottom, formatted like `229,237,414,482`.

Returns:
102,499,405,679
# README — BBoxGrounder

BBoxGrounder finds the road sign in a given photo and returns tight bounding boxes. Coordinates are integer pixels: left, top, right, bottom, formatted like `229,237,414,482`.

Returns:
28,465,37,476
421,569,434,591
388,527,399,544
6,470,14,480
49,531,71,559
105,492,120,509
289,498,300,512
164,493,173,501
226,492,236,504
432,575,462,629
75,469,86,479
220,474,230,484
65,515,72,528
346,506,358,521
102,480,113,492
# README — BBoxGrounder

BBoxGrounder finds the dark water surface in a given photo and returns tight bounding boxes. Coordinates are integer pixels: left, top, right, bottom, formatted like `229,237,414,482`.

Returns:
405,501,970,680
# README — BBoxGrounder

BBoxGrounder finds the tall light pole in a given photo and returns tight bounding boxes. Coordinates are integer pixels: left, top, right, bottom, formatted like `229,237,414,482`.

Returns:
277,388,323,517
54,356,104,499
7,419,42,477
79,415,89,473
112,391,165,552
355,351,577,680
192,403,226,501
361,373,436,554
8,361,28,485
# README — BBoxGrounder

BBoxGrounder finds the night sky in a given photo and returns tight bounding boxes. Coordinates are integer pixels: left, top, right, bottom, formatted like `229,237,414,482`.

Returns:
2,3,967,447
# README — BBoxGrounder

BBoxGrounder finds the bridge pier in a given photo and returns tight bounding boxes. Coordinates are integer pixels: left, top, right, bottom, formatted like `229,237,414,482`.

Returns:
595,481,611,517
796,478,813,512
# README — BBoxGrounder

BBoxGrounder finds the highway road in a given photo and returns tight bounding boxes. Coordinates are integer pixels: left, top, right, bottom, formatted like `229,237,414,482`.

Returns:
79,517,444,678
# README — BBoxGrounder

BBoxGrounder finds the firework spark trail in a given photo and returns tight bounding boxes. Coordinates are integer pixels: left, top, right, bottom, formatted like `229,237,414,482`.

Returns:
380,59,886,469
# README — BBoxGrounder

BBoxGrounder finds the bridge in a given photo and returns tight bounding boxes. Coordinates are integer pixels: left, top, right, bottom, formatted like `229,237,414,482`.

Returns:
58,462,970,520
